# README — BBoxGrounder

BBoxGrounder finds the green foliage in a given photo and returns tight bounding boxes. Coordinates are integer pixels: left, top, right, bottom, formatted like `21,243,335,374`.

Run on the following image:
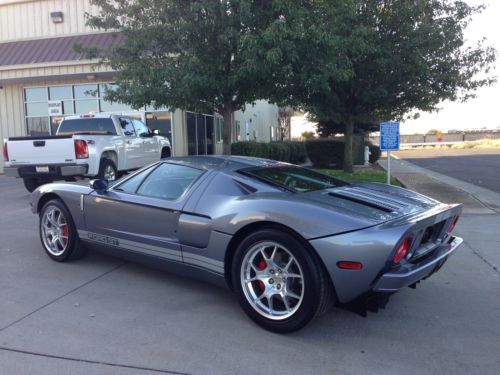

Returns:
300,131,316,140
305,139,345,168
305,138,367,168
84,0,353,151
277,1,496,172
315,168,402,186
231,141,306,164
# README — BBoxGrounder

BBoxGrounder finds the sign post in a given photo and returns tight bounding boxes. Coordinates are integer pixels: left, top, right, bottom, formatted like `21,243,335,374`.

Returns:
379,122,400,185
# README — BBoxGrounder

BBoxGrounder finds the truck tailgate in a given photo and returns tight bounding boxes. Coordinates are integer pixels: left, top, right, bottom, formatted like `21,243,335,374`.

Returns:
7,137,76,164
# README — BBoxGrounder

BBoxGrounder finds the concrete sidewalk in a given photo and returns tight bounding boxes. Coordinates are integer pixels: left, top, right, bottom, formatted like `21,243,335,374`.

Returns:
379,156,500,215
379,156,500,272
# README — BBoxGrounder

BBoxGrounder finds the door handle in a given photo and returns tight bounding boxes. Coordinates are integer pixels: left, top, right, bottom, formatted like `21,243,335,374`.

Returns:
126,140,131,145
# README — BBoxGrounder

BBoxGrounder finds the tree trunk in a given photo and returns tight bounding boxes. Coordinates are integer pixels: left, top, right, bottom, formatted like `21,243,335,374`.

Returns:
343,117,354,173
222,108,233,155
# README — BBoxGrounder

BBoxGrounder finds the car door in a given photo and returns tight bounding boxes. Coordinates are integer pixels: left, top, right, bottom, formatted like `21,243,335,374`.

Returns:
119,117,143,169
133,119,157,164
81,163,206,263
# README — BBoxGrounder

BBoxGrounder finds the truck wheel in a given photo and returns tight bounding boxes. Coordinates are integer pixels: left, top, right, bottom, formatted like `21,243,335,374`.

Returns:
23,178,42,193
161,147,171,159
97,159,117,182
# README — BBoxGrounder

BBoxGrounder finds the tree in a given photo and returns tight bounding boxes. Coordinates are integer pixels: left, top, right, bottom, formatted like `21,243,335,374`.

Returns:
277,1,496,172
84,0,350,154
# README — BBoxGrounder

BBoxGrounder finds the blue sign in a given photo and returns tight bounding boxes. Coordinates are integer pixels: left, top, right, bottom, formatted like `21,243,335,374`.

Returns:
380,122,400,151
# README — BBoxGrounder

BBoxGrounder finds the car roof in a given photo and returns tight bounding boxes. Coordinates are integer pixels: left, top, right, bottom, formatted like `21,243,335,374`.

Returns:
165,155,285,171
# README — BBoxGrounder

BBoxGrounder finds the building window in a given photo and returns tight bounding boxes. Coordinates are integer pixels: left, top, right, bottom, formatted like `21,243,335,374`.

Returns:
186,112,215,155
215,116,224,143
24,83,138,136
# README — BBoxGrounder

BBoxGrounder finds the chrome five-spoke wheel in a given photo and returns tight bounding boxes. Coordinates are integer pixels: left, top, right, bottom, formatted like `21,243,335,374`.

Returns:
41,206,69,256
39,199,87,262
241,241,305,320
234,229,334,333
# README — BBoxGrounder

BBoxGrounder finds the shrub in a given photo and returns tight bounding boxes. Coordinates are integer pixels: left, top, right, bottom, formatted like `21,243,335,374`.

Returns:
367,142,381,164
305,139,345,167
230,141,307,164
284,141,307,164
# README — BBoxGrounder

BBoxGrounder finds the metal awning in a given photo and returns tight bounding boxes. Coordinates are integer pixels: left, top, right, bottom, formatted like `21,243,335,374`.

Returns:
0,32,123,67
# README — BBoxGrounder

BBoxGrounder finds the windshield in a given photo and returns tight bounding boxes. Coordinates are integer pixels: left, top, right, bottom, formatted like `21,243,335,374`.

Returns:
239,165,347,192
57,118,117,136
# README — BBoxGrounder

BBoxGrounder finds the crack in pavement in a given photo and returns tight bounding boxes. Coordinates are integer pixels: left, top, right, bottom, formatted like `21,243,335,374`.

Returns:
463,239,499,274
0,262,125,333
0,346,190,374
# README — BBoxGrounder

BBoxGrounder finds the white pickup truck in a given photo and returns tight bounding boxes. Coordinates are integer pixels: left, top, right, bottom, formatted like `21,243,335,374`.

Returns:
3,113,171,192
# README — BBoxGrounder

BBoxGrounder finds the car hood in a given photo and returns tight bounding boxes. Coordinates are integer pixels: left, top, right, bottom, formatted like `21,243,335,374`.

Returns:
300,182,439,223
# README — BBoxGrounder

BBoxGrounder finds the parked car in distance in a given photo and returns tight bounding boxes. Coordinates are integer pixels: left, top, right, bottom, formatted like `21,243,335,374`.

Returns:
30,156,463,333
3,113,171,192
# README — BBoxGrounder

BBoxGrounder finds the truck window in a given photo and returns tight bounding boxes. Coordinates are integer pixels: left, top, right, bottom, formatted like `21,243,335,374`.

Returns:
132,119,150,137
57,118,117,136
120,118,136,137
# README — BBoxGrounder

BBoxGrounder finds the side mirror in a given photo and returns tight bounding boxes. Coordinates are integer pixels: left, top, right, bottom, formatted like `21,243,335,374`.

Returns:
89,179,109,193
152,129,160,135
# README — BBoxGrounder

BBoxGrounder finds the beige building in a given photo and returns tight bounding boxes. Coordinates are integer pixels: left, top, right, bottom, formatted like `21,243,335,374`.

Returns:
0,0,282,173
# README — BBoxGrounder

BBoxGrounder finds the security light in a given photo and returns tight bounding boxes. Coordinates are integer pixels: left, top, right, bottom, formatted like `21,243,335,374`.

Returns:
50,11,63,24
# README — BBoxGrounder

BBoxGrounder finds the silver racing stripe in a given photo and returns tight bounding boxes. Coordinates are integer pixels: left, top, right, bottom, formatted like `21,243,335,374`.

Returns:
78,230,224,273
183,252,224,274
78,230,182,262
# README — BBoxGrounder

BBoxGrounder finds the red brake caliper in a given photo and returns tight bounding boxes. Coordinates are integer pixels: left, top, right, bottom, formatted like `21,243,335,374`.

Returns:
256,259,267,294
62,225,69,240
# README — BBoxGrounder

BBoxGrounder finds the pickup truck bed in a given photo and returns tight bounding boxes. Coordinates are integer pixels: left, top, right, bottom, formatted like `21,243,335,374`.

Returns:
3,113,171,192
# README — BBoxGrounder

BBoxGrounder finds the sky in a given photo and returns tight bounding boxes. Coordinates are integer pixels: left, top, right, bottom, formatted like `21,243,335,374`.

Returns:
402,0,500,134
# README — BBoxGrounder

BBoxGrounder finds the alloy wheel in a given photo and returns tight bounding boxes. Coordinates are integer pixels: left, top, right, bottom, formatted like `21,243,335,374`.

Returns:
240,241,305,320
41,207,69,256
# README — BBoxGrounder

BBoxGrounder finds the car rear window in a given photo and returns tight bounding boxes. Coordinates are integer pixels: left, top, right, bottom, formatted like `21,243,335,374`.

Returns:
57,118,117,135
239,165,347,192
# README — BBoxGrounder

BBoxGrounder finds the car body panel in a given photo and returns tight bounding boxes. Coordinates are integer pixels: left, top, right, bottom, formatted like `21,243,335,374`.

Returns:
30,155,464,303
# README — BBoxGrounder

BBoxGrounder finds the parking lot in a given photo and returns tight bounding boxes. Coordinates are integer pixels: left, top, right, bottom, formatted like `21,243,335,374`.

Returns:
0,175,499,375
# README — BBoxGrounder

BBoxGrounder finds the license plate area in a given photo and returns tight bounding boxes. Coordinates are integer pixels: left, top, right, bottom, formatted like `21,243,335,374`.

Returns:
35,166,50,173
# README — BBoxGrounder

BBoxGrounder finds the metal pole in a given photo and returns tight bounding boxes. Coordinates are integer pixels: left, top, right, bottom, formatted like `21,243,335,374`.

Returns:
387,150,391,185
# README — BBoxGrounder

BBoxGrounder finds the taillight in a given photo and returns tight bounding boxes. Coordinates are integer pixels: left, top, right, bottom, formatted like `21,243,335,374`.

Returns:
393,235,414,265
3,142,8,162
447,216,459,235
74,139,89,159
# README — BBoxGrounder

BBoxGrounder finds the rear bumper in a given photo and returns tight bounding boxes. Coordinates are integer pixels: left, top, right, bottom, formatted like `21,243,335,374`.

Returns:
4,164,88,179
372,236,463,292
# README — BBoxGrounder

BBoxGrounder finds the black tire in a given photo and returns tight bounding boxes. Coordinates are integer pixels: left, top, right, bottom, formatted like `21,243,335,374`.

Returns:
232,229,333,333
97,159,117,181
161,147,171,159
23,178,43,193
39,199,87,262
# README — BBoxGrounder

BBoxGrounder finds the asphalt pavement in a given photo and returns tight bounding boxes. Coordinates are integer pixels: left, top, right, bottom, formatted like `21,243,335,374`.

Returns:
395,148,500,193
0,175,499,375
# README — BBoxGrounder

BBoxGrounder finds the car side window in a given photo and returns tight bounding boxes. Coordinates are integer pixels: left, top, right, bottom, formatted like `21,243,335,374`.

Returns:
112,166,155,194
120,118,136,137
133,119,150,138
136,163,204,200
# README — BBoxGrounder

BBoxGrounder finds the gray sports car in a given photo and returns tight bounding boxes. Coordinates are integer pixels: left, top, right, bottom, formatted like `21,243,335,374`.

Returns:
30,156,463,332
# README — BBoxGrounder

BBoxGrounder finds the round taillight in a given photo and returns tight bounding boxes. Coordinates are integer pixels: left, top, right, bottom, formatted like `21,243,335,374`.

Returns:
393,236,413,265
